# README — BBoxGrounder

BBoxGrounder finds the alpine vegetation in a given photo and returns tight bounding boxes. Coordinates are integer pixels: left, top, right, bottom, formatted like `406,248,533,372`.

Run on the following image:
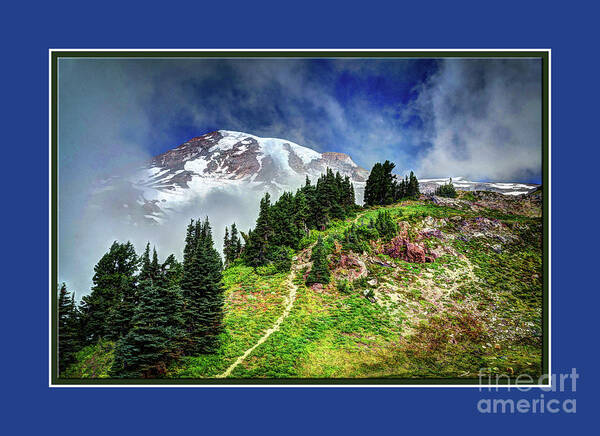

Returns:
58,158,542,381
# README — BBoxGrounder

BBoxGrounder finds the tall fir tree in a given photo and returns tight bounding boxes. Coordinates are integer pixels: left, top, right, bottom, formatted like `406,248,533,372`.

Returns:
223,223,243,266
58,283,81,374
80,241,138,343
110,277,185,378
305,236,331,286
230,223,242,260
271,191,298,248
138,243,152,282
106,243,162,341
162,254,183,287
407,170,420,199
293,190,310,240
223,226,231,266
105,273,138,341
244,193,272,267
151,247,161,283
364,161,398,205
181,218,225,355
342,175,355,208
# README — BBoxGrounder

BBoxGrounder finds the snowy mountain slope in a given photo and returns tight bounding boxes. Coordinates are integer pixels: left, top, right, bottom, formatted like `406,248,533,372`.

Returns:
92,131,540,227
93,130,369,225
419,176,539,196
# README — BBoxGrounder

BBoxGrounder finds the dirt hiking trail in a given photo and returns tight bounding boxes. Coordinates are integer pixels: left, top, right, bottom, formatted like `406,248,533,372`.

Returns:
216,244,313,378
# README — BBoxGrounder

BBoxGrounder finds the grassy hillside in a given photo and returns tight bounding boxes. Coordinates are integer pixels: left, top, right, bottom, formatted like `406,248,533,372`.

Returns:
169,191,542,379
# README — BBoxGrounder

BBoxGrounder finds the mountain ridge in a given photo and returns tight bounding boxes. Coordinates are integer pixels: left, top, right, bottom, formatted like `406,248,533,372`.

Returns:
93,130,540,226
94,130,369,225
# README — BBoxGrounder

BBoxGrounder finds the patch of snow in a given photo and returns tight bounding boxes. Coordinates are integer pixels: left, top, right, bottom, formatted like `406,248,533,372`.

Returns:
214,130,253,151
233,144,249,156
218,130,321,167
184,157,209,174
286,142,321,165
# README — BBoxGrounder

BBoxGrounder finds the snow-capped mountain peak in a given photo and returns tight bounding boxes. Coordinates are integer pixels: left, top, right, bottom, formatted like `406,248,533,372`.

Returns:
95,130,368,225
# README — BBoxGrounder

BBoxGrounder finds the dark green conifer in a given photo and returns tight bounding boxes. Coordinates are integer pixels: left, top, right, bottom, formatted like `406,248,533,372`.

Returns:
305,236,331,286
162,254,183,287
244,193,272,267
150,247,161,283
58,283,81,374
223,226,231,266
79,241,138,342
110,279,185,378
230,223,242,260
434,178,457,198
139,242,152,282
181,218,225,355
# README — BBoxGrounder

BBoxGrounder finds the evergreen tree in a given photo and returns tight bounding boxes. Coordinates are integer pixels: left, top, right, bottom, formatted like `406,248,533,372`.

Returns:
80,241,138,343
434,178,457,198
342,175,355,208
230,223,242,261
320,168,344,220
106,243,162,341
364,161,396,206
183,220,196,266
138,242,153,282
381,160,397,204
407,170,420,199
244,193,272,267
58,283,81,374
181,218,225,355
394,177,406,201
271,191,298,248
293,190,310,239
305,236,331,286
374,210,398,241
181,221,197,293
223,223,243,266
162,254,183,287
151,247,161,283
223,226,231,266
110,279,185,378
364,162,381,206
310,179,328,230
105,274,138,341
238,169,356,271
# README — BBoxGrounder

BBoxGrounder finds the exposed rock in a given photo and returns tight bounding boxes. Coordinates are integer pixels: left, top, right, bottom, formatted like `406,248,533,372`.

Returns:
421,228,444,239
333,251,368,281
384,236,437,263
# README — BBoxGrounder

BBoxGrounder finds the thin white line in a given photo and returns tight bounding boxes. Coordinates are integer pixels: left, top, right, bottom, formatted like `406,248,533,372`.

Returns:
49,48,551,52
48,50,53,387
547,50,552,379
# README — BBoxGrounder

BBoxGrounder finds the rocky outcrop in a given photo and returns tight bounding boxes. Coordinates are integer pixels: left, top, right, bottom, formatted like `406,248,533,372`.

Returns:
384,236,436,263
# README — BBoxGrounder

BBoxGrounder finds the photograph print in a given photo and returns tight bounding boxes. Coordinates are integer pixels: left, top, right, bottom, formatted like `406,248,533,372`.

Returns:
51,51,548,384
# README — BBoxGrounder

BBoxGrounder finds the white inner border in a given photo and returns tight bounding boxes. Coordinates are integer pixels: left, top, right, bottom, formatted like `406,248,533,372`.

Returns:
49,48,551,388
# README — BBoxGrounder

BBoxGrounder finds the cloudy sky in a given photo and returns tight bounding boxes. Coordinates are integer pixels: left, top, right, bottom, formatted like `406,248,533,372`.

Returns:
59,57,542,183
58,56,542,296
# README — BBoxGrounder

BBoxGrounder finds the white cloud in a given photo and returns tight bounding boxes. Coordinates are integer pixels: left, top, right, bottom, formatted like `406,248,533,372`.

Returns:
409,59,542,181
